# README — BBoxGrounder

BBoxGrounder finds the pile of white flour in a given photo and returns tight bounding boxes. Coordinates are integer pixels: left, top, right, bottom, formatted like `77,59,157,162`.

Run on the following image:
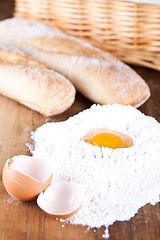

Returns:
31,104,160,238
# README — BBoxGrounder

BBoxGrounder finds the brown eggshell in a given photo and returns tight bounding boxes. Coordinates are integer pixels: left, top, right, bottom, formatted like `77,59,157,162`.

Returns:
41,205,82,219
2,158,53,201
37,182,84,218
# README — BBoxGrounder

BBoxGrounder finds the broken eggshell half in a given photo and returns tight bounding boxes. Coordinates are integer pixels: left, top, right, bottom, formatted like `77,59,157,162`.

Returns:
2,155,53,201
37,181,84,218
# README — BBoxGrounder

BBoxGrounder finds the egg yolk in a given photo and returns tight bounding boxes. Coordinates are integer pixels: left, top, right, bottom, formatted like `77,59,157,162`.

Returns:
83,128,133,149
85,133,124,149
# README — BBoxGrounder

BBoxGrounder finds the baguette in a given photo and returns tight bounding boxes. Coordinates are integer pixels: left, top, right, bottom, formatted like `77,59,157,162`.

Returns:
0,43,75,116
0,18,150,107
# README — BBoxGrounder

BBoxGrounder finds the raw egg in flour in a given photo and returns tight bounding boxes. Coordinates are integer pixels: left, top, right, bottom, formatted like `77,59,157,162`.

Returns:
2,155,53,201
83,128,133,149
37,182,84,218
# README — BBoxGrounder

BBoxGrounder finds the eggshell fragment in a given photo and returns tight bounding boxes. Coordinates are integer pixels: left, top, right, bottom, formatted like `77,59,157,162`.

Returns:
37,182,84,218
2,155,53,201
83,128,133,148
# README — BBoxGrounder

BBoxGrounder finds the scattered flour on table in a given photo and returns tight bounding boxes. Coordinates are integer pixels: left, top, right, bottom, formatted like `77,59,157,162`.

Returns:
31,104,160,238
0,196,21,205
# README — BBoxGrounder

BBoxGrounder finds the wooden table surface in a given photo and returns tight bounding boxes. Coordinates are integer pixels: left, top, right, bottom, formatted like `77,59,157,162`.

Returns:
0,2,160,240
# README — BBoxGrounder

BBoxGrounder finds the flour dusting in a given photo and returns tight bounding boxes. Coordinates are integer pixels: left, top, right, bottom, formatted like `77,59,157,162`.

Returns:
0,42,25,55
4,196,21,205
0,17,95,49
31,104,160,238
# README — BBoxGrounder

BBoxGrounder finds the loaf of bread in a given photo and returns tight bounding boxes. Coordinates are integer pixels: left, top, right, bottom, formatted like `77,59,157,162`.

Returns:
0,43,75,116
0,18,150,107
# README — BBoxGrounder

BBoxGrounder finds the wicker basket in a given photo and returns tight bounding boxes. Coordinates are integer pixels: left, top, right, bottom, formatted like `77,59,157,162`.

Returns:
14,0,160,70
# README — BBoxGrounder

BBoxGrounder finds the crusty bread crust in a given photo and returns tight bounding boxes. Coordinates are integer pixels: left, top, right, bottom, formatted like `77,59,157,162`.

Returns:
0,43,75,116
0,18,150,107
